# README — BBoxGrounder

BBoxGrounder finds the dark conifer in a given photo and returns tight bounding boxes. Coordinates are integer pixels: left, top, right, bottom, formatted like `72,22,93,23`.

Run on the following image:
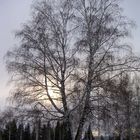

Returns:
0,130,2,140
83,125,95,140
17,123,24,140
10,119,17,140
50,126,54,140
3,123,9,140
46,122,52,140
115,135,120,140
54,121,61,140
62,121,72,140
41,124,47,140
31,127,36,140
35,119,41,140
100,135,104,140
24,123,31,140
3,120,17,140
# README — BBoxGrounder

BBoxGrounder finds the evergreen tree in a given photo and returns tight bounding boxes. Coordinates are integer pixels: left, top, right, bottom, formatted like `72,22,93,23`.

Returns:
83,125,95,140
31,127,35,140
115,135,120,140
41,124,47,140
3,124,9,140
54,121,61,140
24,123,31,140
10,119,17,140
100,135,104,140
109,136,113,140
35,119,41,140
46,122,52,140
60,122,66,140
0,130,2,140
50,126,54,140
62,121,72,140
3,120,17,140
17,123,24,140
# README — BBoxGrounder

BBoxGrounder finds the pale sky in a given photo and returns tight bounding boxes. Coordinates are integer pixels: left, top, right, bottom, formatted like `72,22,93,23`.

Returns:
0,0,33,109
0,0,140,109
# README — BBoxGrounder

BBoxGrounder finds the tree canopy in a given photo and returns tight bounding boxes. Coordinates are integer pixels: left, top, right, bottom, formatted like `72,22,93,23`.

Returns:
5,0,140,140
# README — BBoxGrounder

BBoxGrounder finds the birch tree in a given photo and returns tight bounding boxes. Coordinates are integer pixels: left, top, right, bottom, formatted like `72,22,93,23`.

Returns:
5,0,139,140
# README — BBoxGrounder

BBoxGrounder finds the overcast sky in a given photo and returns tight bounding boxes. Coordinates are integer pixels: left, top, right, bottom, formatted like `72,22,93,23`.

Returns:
0,0,140,110
0,0,33,109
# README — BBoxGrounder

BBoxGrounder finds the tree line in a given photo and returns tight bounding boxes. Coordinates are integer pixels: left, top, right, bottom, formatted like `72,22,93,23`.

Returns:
0,119,95,140
0,118,132,140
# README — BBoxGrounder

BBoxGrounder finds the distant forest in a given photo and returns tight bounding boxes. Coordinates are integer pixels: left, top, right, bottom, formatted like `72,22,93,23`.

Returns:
0,119,95,140
0,119,127,140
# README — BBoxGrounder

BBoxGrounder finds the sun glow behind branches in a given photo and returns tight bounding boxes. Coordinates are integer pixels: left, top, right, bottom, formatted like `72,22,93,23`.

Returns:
40,79,61,106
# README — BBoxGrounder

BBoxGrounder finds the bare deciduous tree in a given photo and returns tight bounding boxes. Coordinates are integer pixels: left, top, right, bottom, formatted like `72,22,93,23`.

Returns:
5,0,140,140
